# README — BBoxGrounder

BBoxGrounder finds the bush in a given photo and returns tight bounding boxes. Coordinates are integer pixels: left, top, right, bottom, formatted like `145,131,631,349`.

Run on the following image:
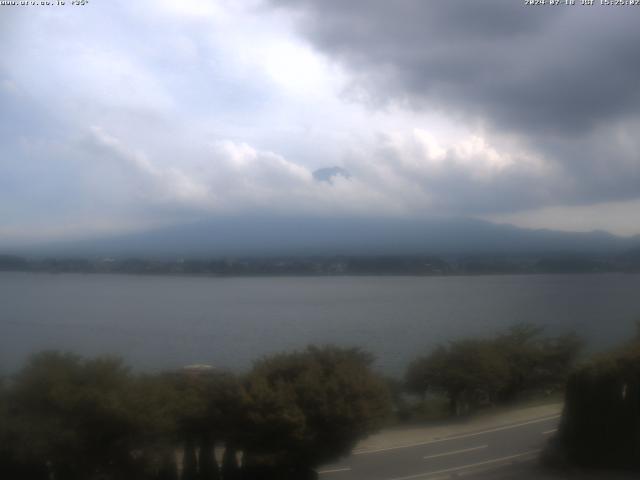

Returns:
1,352,142,479
406,325,582,416
555,342,640,470
240,346,391,474
0,346,391,479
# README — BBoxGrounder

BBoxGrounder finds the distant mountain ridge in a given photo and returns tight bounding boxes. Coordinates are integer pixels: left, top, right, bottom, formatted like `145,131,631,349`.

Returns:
20,216,640,259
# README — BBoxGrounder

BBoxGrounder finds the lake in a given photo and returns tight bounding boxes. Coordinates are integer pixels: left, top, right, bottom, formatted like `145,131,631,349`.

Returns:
1,272,639,375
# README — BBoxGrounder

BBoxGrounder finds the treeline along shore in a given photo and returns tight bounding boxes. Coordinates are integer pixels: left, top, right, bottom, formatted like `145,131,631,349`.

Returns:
6,323,638,479
3,253,640,276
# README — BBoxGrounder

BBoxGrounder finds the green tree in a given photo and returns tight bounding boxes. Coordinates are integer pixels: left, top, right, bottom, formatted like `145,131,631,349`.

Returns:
240,346,391,477
555,341,640,470
130,368,242,479
405,346,448,400
156,452,179,480
221,444,240,480
406,325,582,415
182,436,198,480
198,433,219,480
423,339,510,415
4,351,142,479
497,324,582,401
406,340,503,415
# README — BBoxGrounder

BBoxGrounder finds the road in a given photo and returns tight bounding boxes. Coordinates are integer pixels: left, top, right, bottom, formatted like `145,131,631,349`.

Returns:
318,414,560,480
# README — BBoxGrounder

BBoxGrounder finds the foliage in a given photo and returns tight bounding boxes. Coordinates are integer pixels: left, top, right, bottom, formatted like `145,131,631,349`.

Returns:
0,352,245,479
198,433,220,480
406,324,582,415
1,351,142,479
182,437,198,480
221,444,241,480
555,337,640,469
240,346,391,471
0,346,391,479
406,340,510,415
496,324,583,401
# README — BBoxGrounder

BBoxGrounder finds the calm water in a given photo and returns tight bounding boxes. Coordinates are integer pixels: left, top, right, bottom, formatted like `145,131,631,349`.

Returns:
1,272,639,375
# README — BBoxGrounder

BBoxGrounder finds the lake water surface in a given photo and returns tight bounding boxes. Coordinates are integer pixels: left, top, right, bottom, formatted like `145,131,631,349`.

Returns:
1,272,639,375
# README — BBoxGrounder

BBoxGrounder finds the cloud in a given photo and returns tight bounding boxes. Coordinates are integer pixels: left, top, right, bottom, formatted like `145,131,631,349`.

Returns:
0,79,16,94
86,121,563,219
85,126,310,212
344,128,566,216
270,1,640,134
2,0,640,243
265,0,640,226
83,126,419,218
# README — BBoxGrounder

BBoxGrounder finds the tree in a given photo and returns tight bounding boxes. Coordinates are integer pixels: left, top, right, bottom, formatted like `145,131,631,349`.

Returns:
0,377,50,479
4,351,143,480
554,342,640,470
405,346,448,400
406,325,583,415
198,433,220,480
221,443,241,480
240,346,391,477
537,333,582,389
406,340,511,415
182,436,198,480
156,451,179,480
428,339,509,415
496,325,582,401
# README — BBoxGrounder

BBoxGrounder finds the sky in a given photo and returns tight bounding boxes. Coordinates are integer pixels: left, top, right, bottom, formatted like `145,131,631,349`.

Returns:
2,0,640,246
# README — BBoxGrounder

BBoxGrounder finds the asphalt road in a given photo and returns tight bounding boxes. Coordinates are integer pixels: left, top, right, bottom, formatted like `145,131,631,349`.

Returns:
317,414,561,480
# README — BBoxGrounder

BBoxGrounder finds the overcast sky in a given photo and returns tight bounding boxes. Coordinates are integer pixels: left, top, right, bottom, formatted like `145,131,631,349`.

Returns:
2,0,640,245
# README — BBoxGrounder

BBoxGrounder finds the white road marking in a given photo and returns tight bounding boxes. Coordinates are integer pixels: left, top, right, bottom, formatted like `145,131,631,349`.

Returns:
423,445,487,460
353,415,560,455
542,428,557,435
386,450,541,480
318,467,352,475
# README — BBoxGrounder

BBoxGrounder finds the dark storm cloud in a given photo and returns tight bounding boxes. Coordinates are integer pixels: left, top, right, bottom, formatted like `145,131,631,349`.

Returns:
267,0,640,222
270,0,640,135
4,0,640,243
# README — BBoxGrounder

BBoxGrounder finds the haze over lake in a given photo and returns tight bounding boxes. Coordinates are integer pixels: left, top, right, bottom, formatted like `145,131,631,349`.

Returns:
2,272,639,375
